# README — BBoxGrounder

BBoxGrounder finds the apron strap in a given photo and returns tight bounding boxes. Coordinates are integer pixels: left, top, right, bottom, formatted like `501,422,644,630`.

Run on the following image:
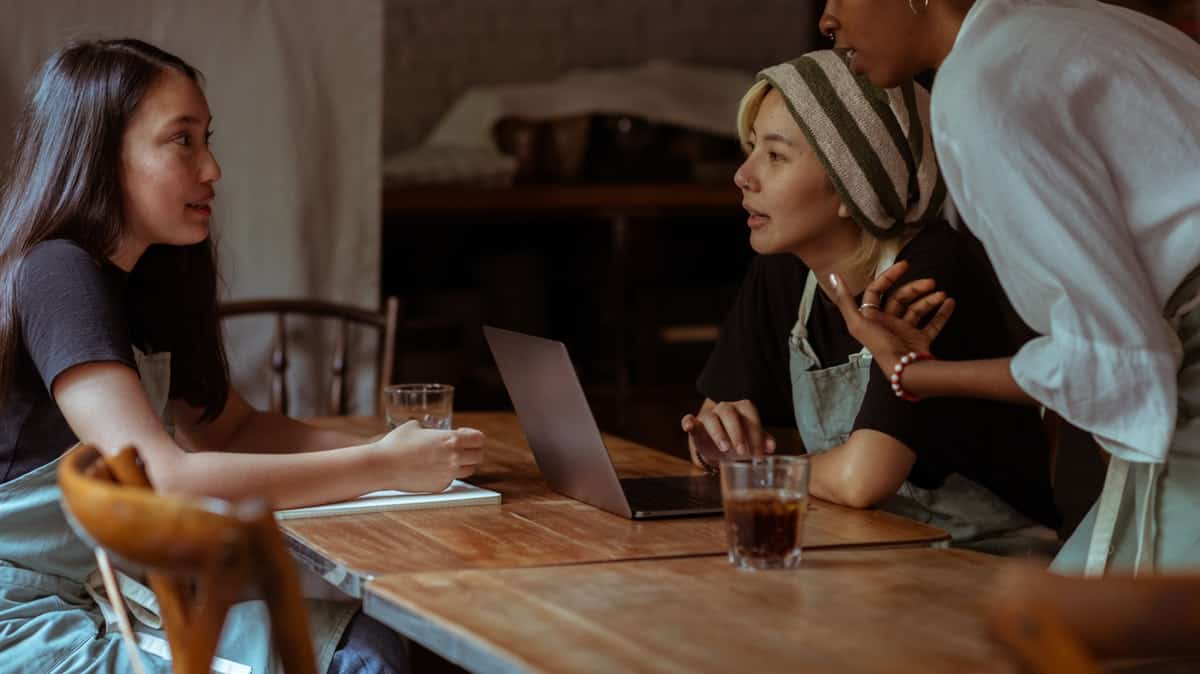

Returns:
94,549,149,674
1087,459,1164,577
1134,462,1161,576
1135,263,1200,572
791,271,819,342
790,272,824,368
1081,262,1195,576
1085,457,1129,577
791,252,903,366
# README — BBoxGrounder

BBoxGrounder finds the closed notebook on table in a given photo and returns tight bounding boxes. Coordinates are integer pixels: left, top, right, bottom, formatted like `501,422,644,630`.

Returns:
275,481,501,520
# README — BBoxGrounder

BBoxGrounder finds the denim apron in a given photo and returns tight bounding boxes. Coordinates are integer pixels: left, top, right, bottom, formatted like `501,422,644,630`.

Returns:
1053,267,1200,575
788,270,1034,542
0,348,356,673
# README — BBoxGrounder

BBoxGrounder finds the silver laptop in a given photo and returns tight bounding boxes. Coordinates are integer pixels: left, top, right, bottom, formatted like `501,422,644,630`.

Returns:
483,326,722,519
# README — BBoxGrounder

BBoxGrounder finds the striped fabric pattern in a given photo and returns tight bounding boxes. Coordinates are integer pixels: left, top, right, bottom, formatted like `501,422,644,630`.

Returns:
759,49,945,238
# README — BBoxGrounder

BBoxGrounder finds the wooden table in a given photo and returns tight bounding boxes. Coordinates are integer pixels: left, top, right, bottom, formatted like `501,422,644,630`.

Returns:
286,412,948,596
365,547,1020,674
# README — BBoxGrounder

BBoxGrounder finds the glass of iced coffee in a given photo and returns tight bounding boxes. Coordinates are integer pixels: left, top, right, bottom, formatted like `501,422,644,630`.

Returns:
720,455,810,570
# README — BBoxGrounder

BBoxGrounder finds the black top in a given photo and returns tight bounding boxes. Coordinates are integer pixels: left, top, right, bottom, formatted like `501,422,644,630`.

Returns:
698,221,1060,528
1,241,137,484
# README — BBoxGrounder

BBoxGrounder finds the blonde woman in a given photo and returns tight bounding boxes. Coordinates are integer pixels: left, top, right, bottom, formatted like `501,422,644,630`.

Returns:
683,50,1059,548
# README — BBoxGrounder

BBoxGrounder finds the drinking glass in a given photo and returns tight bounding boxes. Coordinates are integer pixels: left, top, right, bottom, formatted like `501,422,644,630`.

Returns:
720,455,810,570
383,384,454,430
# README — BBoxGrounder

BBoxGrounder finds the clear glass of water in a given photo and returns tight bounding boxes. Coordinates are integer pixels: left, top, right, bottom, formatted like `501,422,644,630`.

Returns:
383,384,454,430
720,455,810,570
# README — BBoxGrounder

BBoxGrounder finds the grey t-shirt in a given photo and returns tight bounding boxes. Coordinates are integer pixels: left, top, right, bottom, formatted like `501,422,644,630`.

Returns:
1,240,137,484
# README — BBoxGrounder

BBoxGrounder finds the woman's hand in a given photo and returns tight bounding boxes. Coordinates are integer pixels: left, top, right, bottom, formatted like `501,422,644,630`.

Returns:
830,260,956,373
681,399,775,471
372,422,486,493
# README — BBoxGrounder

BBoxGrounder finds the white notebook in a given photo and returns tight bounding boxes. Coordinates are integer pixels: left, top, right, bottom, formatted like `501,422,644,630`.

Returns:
275,480,501,520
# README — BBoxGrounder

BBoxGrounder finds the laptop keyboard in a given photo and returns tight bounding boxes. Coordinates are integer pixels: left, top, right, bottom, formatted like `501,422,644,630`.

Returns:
619,475,723,512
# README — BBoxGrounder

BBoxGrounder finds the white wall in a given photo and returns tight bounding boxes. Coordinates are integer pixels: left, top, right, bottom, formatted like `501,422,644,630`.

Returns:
1,0,383,416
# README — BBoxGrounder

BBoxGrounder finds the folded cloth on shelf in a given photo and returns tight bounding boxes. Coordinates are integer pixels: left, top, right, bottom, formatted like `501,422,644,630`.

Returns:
384,59,751,187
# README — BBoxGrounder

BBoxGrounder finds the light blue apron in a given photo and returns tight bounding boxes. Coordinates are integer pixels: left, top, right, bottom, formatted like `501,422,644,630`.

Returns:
0,349,357,673
788,270,1035,542
1053,267,1200,575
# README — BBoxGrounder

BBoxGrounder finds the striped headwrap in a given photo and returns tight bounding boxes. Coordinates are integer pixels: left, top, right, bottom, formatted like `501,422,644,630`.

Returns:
756,49,945,238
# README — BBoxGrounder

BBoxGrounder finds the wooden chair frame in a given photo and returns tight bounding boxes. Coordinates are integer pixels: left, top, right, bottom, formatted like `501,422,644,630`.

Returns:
219,297,401,416
58,444,318,674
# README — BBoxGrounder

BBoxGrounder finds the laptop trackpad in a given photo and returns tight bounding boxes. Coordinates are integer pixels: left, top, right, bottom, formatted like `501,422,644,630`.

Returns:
619,475,723,518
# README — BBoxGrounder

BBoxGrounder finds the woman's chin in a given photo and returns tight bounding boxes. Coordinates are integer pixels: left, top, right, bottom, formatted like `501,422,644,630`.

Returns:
862,61,911,90
170,224,211,247
748,230,779,256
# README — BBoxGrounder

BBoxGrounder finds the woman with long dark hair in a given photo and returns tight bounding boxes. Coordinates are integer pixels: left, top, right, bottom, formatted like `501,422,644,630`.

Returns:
818,0,1199,574
0,39,480,672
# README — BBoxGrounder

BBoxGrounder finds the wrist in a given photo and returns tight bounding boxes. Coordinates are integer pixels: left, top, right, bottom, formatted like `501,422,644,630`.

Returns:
355,441,393,489
879,351,906,374
879,350,910,377
890,351,934,402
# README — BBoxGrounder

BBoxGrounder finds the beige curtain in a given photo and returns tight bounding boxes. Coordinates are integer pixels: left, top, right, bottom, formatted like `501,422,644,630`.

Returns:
1,0,383,416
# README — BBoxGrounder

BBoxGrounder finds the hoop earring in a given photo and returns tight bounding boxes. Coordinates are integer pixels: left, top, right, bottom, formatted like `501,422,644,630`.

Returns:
908,0,929,14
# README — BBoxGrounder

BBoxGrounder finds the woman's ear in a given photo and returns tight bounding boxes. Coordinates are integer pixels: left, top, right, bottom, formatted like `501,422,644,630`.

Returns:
837,202,851,219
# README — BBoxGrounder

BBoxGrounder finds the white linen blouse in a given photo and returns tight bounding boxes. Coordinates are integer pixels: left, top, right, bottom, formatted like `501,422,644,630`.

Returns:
931,0,1200,464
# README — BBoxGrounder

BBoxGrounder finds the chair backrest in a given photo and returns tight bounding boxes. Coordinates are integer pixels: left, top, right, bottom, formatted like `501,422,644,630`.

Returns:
219,297,401,416
988,565,1200,674
57,444,318,674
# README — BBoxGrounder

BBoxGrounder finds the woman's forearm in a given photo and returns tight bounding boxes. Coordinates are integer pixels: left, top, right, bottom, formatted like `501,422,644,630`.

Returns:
150,442,384,509
58,365,395,507
900,357,1037,405
222,409,375,454
807,430,915,509
807,450,861,507
175,388,379,455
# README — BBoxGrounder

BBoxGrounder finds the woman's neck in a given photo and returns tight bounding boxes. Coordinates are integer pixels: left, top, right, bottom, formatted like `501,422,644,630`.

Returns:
794,227,870,300
924,0,974,69
109,236,146,272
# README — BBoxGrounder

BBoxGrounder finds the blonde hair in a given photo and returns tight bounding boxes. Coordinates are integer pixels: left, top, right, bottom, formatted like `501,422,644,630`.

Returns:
736,79,904,283
736,79,771,152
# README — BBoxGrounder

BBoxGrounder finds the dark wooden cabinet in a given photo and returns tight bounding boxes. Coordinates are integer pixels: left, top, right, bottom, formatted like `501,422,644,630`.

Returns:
380,182,748,448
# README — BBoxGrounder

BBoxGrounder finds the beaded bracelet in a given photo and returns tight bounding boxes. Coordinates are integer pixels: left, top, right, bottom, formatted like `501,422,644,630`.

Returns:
890,351,934,402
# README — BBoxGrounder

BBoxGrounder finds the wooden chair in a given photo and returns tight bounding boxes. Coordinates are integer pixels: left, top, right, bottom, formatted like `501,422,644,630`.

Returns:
988,565,1200,674
219,297,401,416
57,443,318,674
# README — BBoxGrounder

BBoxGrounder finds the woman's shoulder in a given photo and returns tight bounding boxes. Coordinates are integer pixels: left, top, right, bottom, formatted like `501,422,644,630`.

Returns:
895,221,964,270
18,240,119,302
936,0,1181,125
895,221,1006,302
23,239,100,272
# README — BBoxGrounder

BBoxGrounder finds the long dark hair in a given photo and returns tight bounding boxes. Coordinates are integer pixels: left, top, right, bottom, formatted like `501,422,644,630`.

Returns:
0,39,229,420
